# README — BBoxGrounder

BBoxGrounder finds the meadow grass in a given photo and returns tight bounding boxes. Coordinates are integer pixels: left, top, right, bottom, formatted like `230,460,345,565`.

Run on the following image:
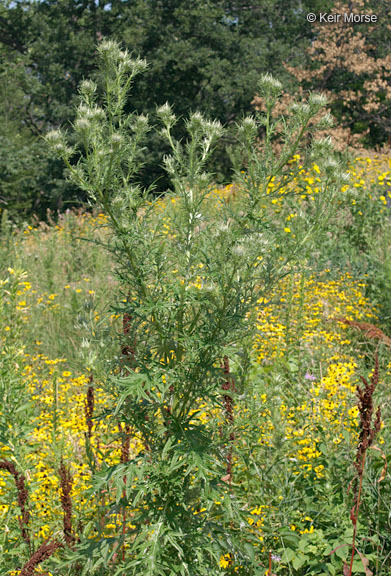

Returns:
1,41,391,575
1,156,391,575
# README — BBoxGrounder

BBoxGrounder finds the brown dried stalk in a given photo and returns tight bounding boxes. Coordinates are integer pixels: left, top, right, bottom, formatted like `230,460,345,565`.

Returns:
348,355,381,576
19,539,62,576
221,356,235,489
117,421,132,563
118,422,131,465
122,311,135,364
335,317,391,347
58,459,75,547
0,460,30,549
84,374,95,440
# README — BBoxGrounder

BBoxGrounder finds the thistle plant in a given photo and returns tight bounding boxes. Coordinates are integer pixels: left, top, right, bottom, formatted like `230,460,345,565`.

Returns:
47,40,342,575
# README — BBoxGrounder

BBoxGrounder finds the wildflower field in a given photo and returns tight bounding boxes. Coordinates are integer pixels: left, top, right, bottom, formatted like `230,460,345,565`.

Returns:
1,43,391,576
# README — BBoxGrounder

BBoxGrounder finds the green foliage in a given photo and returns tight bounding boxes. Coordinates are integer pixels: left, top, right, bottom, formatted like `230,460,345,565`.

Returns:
1,0,337,216
46,40,339,575
0,269,37,567
0,269,35,452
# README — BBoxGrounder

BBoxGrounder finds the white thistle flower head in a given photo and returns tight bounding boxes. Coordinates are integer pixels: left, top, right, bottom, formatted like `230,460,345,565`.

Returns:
134,114,149,130
112,195,124,208
98,39,121,59
118,49,130,63
290,102,310,118
188,111,204,132
216,222,231,234
317,112,334,129
163,155,176,174
258,73,282,100
81,338,91,349
239,116,258,139
80,79,97,96
308,92,328,109
118,51,147,75
77,104,90,118
242,116,257,130
129,56,148,75
191,111,204,124
46,130,63,144
205,119,223,139
324,157,339,170
110,132,123,145
75,117,91,131
52,142,66,152
86,105,105,121
157,102,176,125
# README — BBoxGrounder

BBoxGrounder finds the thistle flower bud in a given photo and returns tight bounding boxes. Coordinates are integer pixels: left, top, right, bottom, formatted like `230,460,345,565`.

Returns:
75,117,91,131
46,129,71,157
216,222,231,234
241,116,257,131
323,157,339,170
290,102,311,118
71,164,87,185
205,119,223,139
316,111,334,130
258,73,282,95
232,244,246,257
258,73,282,105
322,156,346,180
128,56,148,76
77,103,105,121
308,92,328,109
110,132,123,146
187,111,204,133
163,154,176,175
79,79,97,97
98,39,121,59
46,129,64,144
90,106,106,121
157,102,176,125
238,116,258,139
133,114,149,132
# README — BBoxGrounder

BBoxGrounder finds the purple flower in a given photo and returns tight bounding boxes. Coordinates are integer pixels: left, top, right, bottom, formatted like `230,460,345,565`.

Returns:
271,554,282,562
305,372,316,381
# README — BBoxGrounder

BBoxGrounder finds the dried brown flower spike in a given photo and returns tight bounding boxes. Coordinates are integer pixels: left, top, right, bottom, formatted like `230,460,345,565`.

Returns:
0,460,30,549
58,459,75,547
348,355,381,576
19,539,62,576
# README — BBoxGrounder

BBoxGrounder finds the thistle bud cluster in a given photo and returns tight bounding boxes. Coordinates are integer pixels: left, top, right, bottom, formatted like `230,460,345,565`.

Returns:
45,129,72,158
157,102,177,127
258,73,283,105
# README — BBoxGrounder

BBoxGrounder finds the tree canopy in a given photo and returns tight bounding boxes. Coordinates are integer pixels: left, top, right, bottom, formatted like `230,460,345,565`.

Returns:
1,0,389,220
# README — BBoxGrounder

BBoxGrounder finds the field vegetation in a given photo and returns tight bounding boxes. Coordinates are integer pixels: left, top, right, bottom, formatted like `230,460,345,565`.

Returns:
1,40,391,576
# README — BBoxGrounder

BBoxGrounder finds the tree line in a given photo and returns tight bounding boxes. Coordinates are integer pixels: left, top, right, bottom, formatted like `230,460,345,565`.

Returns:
0,0,389,220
